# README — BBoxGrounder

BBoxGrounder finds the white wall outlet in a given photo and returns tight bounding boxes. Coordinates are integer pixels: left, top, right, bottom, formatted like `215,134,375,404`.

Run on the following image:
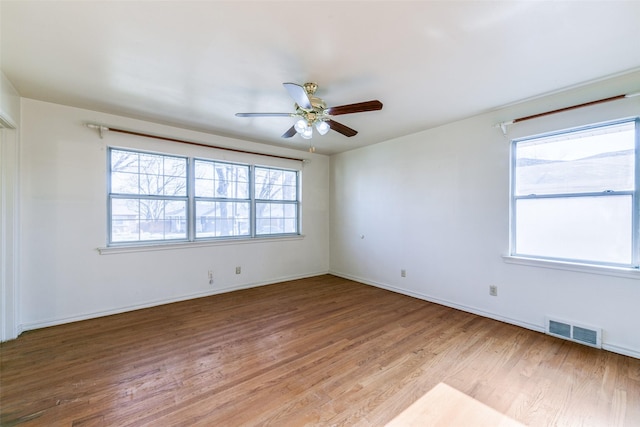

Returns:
235,266,241,274
401,269,406,277
489,285,498,296
208,270,214,285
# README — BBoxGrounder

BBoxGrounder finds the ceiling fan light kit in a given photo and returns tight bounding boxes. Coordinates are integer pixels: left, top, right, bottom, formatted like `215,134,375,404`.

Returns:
236,82,383,142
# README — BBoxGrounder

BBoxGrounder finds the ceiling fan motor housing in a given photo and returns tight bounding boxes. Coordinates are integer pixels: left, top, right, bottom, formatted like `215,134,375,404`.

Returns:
296,84,328,125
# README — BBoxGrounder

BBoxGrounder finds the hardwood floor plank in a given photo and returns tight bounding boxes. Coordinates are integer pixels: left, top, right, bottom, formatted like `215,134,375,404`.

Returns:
1,275,639,426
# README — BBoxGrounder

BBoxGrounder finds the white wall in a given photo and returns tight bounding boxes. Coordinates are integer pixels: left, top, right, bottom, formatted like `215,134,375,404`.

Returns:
330,71,640,358
19,99,330,331
1,71,20,126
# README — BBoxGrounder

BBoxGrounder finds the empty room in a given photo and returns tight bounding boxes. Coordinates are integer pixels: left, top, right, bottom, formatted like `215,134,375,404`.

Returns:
1,1,639,426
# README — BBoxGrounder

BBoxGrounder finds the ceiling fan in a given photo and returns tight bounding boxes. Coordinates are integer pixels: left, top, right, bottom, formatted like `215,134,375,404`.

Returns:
235,82,383,140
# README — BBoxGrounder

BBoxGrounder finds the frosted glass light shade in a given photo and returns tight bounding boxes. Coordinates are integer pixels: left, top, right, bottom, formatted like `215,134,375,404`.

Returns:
301,127,313,139
315,121,330,135
294,119,308,133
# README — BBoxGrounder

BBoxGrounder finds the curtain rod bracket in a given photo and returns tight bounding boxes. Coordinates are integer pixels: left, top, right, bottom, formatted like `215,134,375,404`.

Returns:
494,120,513,137
86,123,109,139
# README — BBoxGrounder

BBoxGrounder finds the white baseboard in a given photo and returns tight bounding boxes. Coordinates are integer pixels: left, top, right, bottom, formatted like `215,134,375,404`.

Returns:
18,271,329,334
329,270,639,360
602,343,640,359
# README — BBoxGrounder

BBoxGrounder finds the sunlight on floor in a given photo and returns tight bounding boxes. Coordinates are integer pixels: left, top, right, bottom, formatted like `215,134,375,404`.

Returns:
386,382,524,427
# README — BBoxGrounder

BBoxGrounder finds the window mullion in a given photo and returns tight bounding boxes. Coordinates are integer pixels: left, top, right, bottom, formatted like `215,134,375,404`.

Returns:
250,165,256,237
509,140,517,256
188,157,195,242
634,118,640,268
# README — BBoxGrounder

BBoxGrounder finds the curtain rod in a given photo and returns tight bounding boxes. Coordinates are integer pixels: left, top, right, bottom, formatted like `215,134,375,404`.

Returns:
85,123,307,162
496,91,640,135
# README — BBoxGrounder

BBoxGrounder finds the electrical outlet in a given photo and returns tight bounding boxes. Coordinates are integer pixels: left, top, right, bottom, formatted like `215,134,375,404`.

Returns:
401,269,406,278
208,270,214,285
489,285,498,296
235,266,241,275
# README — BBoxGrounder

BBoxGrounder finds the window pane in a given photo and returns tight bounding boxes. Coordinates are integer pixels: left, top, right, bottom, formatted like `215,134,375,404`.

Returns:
284,204,296,217
256,202,297,235
194,160,249,199
111,171,139,194
255,167,297,201
283,218,297,233
163,157,187,178
196,201,249,238
195,178,215,198
255,168,272,199
163,201,187,240
111,150,139,173
111,198,140,242
110,150,187,197
139,153,162,176
163,157,187,196
111,150,140,194
515,122,635,196
139,199,186,241
111,198,186,242
163,175,187,197
515,195,632,265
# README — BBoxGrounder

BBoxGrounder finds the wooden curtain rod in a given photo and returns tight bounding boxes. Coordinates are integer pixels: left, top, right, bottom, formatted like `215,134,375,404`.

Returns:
496,91,640,135
85,124,307,162
512,94,627,123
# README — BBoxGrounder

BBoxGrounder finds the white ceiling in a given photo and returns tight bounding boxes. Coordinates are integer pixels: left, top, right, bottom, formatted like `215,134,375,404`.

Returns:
2,1,640,155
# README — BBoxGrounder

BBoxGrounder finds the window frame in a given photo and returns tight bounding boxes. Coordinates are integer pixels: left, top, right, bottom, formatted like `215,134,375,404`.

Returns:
107,147,301,247
509,117,640,270
193,158,252,240
254,165,301,237
108,148,190,245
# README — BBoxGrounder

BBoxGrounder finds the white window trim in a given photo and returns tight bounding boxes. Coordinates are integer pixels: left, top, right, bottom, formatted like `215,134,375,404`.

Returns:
509,117,640,270
502,255,640,280
98,234,305,255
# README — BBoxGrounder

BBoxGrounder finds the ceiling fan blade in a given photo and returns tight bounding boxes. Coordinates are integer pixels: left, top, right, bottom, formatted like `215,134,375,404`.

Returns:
327,100,383,116
283,82,313,110
281,126,297,138
235,113,292,117
328,120,358,137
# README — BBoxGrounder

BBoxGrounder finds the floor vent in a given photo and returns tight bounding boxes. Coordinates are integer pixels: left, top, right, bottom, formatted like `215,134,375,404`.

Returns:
545,317,601,348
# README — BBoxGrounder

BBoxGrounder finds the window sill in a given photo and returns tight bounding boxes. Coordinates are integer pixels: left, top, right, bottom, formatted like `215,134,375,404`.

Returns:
97,235,305,255
502,255,640,280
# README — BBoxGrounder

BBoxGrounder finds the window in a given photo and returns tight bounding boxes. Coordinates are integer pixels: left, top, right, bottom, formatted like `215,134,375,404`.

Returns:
109,149,188,243
255,166,299,235
194,160,250,238
108,148,300,245
510,118,639,268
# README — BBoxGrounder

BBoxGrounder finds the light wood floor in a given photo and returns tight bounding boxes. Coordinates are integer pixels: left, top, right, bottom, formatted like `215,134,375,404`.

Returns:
1,275,639,426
